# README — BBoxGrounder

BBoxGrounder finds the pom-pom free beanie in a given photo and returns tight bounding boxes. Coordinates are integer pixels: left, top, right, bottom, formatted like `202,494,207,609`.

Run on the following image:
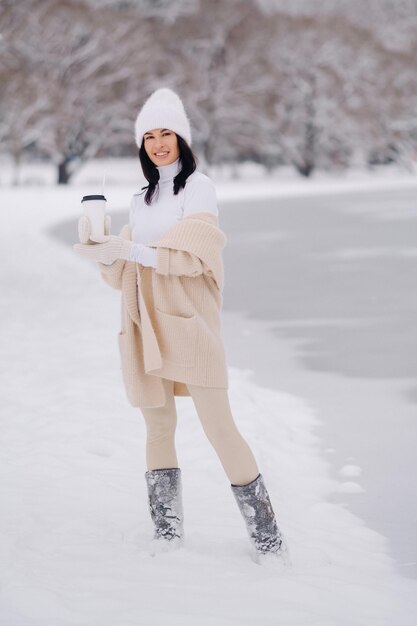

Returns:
134,87,192,148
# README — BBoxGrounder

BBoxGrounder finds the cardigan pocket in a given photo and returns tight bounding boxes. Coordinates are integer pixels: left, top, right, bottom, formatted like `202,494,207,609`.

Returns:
154,308,197,368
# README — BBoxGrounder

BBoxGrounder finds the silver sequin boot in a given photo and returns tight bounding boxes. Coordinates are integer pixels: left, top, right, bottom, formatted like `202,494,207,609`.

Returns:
231,473,288,560
144,467,184,549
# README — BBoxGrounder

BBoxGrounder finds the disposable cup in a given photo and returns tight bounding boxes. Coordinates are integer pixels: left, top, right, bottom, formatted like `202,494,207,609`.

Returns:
81,194,106,239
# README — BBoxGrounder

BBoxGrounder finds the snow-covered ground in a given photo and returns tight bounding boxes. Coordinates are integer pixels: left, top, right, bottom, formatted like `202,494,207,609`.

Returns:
1,163,416,624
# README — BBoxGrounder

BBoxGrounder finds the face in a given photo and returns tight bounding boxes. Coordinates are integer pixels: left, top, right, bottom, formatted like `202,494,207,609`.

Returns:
143,128,180,166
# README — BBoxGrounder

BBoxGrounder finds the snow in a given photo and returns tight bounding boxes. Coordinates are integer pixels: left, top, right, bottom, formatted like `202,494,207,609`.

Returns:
339,464,362,478
334,482,366,494
1,170,417,624
2,155,417,199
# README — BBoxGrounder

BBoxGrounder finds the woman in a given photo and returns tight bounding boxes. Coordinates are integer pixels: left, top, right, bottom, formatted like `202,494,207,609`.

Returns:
74,87,288,562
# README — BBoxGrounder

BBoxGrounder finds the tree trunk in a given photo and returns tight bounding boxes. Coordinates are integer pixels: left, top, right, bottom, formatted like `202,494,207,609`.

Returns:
12,150,21,186
296,161,314,177
58,160,70,184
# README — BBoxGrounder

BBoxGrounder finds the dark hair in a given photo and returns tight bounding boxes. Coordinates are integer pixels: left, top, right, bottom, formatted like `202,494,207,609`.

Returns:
138,133,198,205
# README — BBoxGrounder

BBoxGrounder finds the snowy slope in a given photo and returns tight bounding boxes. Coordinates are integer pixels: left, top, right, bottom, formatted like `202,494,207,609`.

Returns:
0,186,416,625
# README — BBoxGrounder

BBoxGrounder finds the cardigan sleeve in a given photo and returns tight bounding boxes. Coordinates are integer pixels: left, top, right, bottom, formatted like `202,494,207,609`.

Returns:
151,209,224,288
96,223,131,290
97,258,126,290
153,209,219,280
152,177,219,282
154,246,215,279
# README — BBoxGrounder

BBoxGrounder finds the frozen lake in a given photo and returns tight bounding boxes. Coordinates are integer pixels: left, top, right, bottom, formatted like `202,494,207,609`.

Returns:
219,186,417,579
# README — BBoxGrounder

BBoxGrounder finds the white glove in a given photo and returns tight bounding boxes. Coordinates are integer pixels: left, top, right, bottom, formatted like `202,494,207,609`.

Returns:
76,214,118,265
73,233,133,264
77,214,112,244
74,215,157,267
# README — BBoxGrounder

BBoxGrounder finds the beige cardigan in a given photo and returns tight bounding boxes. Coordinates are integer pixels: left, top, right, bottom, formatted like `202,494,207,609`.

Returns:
98,211,229,408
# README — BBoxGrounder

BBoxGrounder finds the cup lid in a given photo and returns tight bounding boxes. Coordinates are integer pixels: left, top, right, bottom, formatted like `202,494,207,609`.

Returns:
81,194,106,202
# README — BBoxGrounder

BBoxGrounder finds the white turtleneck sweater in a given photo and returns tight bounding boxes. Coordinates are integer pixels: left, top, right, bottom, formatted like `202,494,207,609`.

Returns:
128,157,219,267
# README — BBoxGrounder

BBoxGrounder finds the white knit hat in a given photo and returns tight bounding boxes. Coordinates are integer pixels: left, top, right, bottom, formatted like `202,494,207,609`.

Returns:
134,87,192,148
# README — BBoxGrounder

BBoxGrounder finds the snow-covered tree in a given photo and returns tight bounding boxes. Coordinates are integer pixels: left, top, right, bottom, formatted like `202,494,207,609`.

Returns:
1,0,416,181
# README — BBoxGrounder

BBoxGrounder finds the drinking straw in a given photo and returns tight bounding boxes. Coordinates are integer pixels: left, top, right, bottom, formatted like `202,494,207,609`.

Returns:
102,173,106,197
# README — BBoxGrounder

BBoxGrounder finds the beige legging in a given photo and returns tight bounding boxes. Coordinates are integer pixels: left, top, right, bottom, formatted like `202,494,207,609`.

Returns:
140,377,259,486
